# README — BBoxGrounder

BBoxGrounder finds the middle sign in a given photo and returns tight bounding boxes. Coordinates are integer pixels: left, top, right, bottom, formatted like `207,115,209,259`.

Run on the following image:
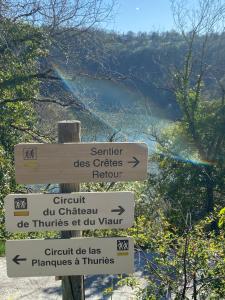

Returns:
5,192,134,232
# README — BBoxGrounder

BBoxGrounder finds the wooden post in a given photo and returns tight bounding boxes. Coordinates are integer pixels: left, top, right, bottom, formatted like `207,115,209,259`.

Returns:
58,120,84,300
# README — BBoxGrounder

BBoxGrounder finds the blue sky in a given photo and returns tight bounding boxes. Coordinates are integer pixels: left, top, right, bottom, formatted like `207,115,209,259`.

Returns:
105,0,175,33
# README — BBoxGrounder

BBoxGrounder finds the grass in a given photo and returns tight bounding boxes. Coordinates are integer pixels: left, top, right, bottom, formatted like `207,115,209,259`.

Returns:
0,240,5,256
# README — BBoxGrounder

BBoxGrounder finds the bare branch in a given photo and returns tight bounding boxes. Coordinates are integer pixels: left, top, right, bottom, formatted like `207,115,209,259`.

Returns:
0,124,54,143
0,95,86,110
12,5,40,22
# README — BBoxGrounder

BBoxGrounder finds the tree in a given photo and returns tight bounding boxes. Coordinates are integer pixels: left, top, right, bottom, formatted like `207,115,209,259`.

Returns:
148,0,225,225
0,0,118,151
0,0,116,221
0,0,116,101
124,211,225,299
0,0,116,151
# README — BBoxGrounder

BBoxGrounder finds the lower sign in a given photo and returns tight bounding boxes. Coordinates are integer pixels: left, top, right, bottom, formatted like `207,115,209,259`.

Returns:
6,237,134,277
4,192,134,232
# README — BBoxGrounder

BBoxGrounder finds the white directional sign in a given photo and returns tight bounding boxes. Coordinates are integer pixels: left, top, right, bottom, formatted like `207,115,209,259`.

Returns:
4,192,134,232
6,237,134,277
14,142,148,184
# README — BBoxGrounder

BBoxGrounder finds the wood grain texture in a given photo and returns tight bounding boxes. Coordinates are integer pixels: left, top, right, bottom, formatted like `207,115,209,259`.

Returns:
58,121,84,300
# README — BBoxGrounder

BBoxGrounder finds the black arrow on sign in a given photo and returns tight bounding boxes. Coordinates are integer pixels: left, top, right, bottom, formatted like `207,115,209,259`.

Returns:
111,205,125,215
128,157,140,168
13,255,27,265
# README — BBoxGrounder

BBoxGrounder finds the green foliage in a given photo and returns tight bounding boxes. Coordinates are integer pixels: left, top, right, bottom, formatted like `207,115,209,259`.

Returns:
0,20,46,96
117,276,140,290
0,20,48,241
103,287,113,296
0,20,47,190
218,207,225,229
0,240,5,256
119,211,225,299
83,183,225,299
149,95,225,228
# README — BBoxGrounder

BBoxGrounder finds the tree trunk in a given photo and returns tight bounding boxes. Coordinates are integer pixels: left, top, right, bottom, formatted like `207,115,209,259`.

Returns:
204,165,218,231
193,271,197,300
204,166,214,214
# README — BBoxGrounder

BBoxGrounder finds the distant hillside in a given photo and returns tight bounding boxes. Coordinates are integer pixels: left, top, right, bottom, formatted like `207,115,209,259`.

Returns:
43,29,225,122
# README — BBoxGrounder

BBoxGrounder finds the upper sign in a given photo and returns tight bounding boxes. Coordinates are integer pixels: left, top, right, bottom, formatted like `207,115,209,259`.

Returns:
14,142,148,184
5,192,134,232
6,237,134,277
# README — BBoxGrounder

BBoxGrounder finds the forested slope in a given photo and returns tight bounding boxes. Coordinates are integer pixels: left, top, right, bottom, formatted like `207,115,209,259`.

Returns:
46,29,225,120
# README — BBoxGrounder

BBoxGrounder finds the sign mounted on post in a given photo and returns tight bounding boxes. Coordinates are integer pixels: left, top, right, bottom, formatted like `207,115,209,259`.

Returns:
6,237,134,277
14,142,148,184
4,192,134,232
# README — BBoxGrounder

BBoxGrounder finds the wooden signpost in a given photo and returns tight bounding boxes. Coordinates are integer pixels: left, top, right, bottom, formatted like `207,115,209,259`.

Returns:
58,121,83,300
5,120,148,300
14,142,148,183
6,237,134,277
5,192,134,232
